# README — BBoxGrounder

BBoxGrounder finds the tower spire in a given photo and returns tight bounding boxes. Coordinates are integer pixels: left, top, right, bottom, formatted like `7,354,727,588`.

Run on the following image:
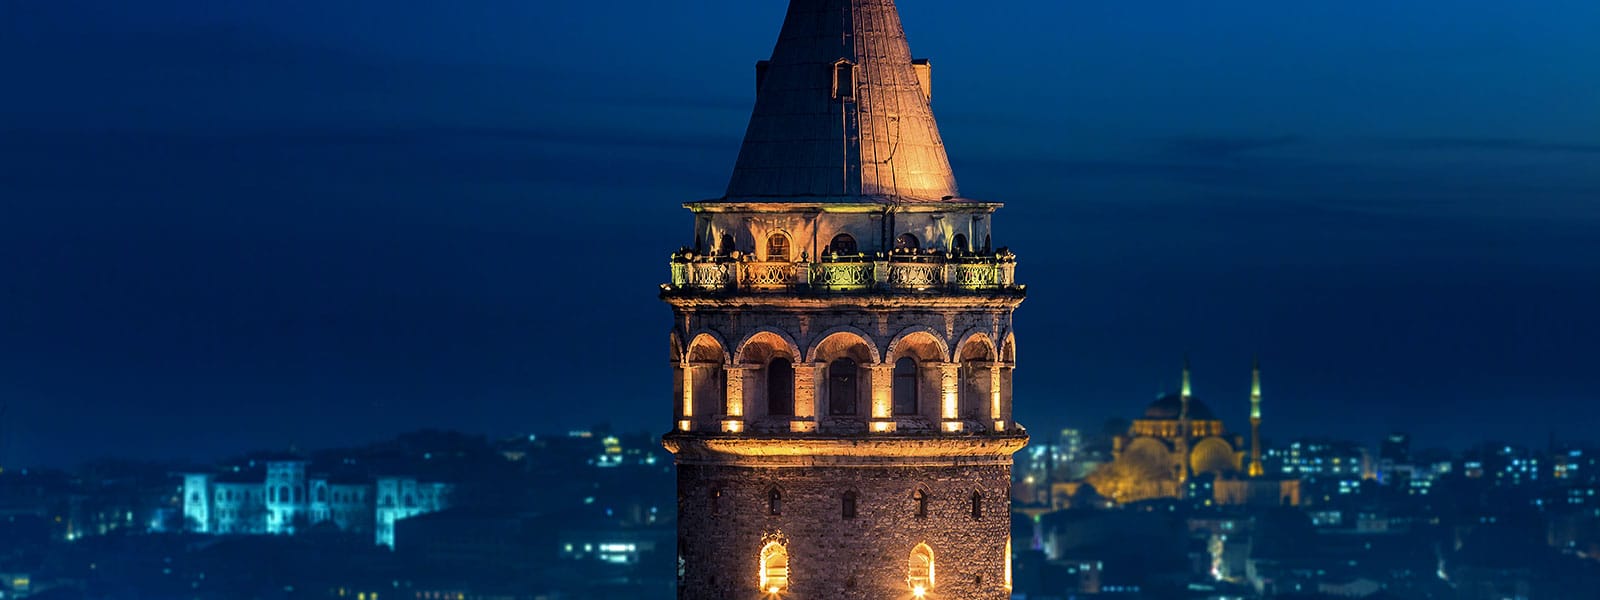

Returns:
1177,356,1192,489
725,0,959,202
1248,357,1265,477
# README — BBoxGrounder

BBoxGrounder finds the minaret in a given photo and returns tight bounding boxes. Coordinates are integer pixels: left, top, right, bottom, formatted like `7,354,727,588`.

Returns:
1248,358,1265,477
661,1,1026,598
1177,357,1193,488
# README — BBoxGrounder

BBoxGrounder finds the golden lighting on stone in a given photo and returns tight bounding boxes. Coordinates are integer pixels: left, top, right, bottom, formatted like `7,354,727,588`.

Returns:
871,421,896,433
759,541,790,594
723,420,746,433
942,421,964,433
678,420,692,432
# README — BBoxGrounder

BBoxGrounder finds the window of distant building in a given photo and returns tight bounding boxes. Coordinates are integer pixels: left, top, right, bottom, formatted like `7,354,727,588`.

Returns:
766,232,791,261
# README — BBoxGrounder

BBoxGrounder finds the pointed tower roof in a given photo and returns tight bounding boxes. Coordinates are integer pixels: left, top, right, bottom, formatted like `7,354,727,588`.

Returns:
724,0,960,203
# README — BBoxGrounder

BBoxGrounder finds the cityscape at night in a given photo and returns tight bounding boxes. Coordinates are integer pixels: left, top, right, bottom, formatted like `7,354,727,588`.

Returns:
3,0,1598,598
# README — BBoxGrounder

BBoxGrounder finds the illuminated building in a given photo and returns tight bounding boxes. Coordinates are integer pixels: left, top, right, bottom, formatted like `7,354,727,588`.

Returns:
1089,361,1253,504
181,463,449,547
660,0,1025,597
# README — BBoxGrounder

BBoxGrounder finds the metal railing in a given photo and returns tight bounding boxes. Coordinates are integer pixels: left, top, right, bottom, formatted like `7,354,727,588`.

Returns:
667,254,1018,293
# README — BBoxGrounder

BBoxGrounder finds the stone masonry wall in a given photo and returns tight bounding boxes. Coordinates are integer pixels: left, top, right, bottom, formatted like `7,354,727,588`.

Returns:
677,461,1013,599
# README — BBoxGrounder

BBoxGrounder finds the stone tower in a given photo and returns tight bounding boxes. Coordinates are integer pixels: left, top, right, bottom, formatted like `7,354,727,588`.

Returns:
661,0,1027,598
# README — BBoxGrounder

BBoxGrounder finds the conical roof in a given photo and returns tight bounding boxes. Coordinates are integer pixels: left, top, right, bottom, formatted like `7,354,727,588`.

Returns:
724,0,960,203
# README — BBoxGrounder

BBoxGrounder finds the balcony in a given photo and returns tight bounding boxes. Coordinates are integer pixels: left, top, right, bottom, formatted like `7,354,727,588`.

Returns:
666,251,1020,294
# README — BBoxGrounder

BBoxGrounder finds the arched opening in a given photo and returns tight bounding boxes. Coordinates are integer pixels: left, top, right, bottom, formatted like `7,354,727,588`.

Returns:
958,336,997,421
970,491,983,520
829,233,857,255
767,358,794,416
768,488,782,516
983,234,992,253
759,541,790,593
893,357,919,415
766,232,791,261
908,543,936,593
828,358,859,416
316,487,327,503
953,233,969,254
895,233,920,253
842,491,858,519
719,233,736,256
913,489,929,518
278,486,289,504
686,335,728,426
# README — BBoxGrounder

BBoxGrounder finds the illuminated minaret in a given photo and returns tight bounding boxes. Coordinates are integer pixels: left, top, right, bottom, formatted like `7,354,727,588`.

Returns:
1248,358,1265,477
1176,357,1193,486
660,0,1026,598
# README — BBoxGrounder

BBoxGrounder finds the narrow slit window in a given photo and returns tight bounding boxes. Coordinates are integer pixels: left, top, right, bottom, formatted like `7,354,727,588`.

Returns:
843,491,858,519
833,61,856,100
971,491,983,520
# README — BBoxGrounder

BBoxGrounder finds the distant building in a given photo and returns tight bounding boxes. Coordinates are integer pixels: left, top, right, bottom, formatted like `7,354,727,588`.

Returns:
181,459,451,547
1089,360,1271,505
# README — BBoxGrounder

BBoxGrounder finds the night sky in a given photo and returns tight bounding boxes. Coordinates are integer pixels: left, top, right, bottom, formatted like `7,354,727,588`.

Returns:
3,1,1598,467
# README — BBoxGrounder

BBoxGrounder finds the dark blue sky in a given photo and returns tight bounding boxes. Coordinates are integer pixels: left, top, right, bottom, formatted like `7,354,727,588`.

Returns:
2,1,1598,467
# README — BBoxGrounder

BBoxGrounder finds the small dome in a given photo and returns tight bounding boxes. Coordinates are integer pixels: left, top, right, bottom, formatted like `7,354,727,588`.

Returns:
1142,393,1215,421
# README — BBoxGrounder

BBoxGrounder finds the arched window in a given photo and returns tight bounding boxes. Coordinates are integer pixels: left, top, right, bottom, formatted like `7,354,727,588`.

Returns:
908,543,936,593
828,358,859,416
893,357,919,415
759,541,790,593
316,487,327,503
719,233,736,256
971,491,983,520
829,233,857,255
767,358,795,416
768,488,782,516
842,491,858,519
278,486,289,504
766,232,791,261
895,233,920,253
953,233,969,254
293,487,302,503
983,234,992,253
913,489,929,518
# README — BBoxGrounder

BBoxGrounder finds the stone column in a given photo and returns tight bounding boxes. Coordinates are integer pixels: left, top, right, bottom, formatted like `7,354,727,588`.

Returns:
792,363,820,432
870,363,896,431
723,366,751,433
939,362,961,431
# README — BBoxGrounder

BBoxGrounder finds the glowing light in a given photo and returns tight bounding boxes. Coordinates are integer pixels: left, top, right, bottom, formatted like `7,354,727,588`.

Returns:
942,421,964,433
678,420,692,432
871,421,895,433
912,584,927,597
723,420,745,433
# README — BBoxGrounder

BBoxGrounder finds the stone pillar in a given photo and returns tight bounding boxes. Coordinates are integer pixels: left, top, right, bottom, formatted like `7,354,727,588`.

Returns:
679,362,695,431
723,366,749,433
792,363,820,432
986,363,1004,430
870,363,896,431
939,362,962,431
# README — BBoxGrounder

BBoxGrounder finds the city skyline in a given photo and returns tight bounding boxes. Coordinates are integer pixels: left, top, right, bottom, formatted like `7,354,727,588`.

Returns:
4,0,1600,468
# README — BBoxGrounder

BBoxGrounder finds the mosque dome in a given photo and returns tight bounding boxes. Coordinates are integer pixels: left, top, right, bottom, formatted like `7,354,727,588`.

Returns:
1142,393,1216,421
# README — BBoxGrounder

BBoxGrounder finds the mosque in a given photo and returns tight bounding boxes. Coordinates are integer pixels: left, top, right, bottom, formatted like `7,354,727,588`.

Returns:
1089,360,1297,506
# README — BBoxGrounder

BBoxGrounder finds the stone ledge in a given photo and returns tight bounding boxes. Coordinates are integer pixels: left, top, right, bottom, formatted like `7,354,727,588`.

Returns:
663,431,1029,467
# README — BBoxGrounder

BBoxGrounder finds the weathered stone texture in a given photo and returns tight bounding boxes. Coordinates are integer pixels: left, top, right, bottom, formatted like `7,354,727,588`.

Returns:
677,462,1013,599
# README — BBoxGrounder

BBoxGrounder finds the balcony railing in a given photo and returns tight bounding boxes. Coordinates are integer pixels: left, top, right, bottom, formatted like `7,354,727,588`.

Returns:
666,252,1019,294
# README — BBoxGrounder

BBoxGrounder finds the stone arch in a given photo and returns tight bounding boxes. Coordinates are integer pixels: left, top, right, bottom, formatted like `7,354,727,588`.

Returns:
999,331,1017,364
886,325,950,363
805,326,882,364
669,330,685,363
1191,437,1241,476
734,328,803,364
685,331,731,365
684,332,729,426
759,538,790,593
955,332,998,421
908,542,936,591
887,326,948,419
808,327,880,420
